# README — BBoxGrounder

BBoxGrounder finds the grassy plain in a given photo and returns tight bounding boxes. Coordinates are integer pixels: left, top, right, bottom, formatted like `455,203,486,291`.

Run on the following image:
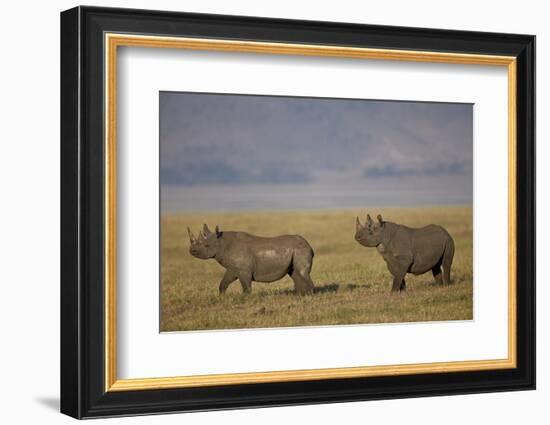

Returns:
160,206,472,332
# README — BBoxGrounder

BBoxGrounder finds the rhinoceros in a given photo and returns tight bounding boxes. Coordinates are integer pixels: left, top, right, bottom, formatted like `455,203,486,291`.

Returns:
187,224,315,295
354,214,455,292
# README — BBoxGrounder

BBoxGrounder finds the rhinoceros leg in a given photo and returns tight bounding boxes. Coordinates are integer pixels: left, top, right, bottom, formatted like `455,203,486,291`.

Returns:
384,255,410,293
442,265,452,285
302,273,315,294
391,270,407,292
218,270,238,295
237,272,253,294
290,271,314,295
290,249,315,295
432,265,443,285
442,238,455,284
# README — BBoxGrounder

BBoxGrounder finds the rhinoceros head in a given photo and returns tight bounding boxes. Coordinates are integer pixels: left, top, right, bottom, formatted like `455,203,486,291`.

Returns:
355,213,385,247
187,224,221,259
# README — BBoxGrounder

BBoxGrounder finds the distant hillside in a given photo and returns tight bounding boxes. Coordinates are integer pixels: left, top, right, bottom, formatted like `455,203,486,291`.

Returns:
160,92,473,187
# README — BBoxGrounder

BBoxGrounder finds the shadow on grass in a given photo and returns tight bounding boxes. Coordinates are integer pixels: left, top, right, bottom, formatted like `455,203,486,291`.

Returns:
346,283,371,291
267,282,375,296
313,283,340,294
273,282,341,296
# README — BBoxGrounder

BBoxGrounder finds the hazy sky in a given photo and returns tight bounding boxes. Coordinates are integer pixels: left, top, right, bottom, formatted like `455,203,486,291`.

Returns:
160,91,472,211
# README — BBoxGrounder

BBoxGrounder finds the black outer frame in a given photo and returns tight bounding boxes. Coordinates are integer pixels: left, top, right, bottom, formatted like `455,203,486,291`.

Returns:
60,6,535,419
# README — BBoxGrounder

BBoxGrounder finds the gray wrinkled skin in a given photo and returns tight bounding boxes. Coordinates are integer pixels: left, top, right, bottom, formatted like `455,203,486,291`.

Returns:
355,214,455,293
187,224,315,295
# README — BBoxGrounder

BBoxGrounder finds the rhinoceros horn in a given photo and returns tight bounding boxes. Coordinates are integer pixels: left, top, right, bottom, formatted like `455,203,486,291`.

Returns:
356,216,363,230
203,224,212,235
187,226,196,243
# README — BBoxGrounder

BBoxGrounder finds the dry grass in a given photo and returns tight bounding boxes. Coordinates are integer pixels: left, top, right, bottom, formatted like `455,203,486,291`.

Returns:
160,206,472,332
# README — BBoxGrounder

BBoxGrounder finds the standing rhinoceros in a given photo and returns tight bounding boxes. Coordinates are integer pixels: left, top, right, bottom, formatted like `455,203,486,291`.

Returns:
187,224,315,295
354,214,455,292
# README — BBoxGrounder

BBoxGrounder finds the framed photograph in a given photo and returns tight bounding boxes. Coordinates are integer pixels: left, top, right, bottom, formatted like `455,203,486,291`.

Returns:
60,6,535,419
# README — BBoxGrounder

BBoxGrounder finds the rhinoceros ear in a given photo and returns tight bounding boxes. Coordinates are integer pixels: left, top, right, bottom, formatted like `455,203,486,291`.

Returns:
356,216,362,230
215,225,222,238
187,226,196,243
203,224,211,235
377,214,384,225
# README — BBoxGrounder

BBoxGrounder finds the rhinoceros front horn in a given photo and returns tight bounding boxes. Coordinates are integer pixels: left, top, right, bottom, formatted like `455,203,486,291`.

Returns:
187,226,196,243
356,216,362,230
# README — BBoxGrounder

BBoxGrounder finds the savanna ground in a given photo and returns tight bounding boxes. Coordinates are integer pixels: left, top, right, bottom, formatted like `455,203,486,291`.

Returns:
160,206,472,332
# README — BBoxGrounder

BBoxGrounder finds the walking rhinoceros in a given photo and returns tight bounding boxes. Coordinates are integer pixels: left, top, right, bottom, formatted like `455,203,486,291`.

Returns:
354,214,455,292
187,224,315,295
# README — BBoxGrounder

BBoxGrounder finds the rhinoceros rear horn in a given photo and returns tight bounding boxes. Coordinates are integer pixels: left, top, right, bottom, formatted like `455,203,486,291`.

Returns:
187,226,196,243
366,214,373,224
203,224,211,235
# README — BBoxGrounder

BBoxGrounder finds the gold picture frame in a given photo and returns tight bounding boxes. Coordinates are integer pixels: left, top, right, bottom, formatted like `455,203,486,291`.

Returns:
104,34,517,392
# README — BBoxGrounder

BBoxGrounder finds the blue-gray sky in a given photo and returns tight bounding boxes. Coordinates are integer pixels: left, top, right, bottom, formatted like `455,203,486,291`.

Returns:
160,92,472,212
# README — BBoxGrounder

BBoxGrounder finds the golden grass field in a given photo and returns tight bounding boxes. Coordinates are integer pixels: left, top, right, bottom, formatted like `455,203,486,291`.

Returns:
160,206,472,332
